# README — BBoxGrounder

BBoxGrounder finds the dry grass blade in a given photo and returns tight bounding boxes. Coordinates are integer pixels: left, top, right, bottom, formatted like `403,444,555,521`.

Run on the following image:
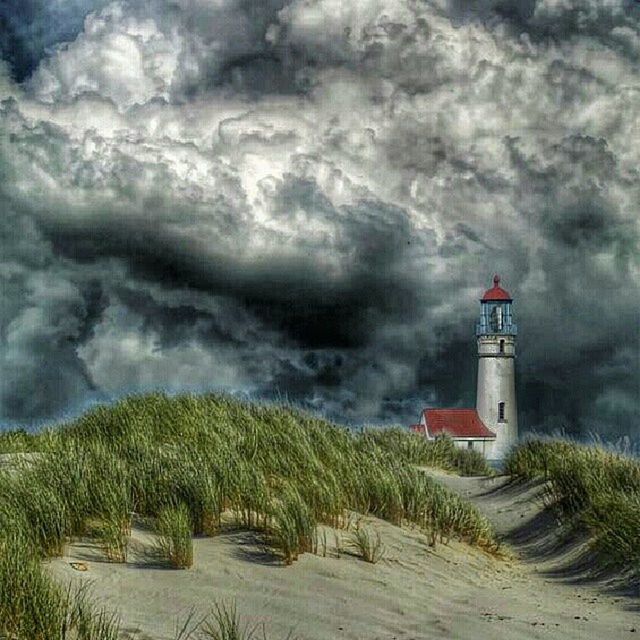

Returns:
350,524,385,564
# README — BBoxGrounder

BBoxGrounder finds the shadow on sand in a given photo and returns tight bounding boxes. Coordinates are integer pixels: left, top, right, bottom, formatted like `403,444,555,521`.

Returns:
228,530,283,567
475,477,640,610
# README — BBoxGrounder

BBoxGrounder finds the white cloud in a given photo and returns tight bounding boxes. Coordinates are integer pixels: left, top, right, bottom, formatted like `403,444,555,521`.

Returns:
29,3,179,108
0,0,638,431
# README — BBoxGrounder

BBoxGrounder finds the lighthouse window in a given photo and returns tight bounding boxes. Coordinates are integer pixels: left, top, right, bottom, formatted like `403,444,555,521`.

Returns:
498,402,506,422
490,305,504,332
499,340,505,353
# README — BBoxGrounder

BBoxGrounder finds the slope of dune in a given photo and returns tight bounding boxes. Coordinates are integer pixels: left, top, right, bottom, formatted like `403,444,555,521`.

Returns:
47,475,639,640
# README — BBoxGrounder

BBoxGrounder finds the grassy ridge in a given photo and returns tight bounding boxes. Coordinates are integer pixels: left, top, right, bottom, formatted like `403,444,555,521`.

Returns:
0,393,496,638
505,438,640,579
364,428,493,477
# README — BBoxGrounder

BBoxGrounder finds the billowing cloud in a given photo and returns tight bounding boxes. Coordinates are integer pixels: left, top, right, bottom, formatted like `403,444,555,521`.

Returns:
0,0,638,438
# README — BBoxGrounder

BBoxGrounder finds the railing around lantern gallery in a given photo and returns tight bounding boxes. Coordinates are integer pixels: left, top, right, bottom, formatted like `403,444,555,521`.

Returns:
475,320,518,336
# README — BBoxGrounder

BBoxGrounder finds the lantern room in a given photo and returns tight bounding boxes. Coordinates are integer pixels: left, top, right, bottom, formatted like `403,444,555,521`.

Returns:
475,275,517,336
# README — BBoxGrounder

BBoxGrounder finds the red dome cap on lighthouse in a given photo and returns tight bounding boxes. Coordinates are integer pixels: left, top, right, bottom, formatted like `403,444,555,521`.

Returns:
481,275,512,302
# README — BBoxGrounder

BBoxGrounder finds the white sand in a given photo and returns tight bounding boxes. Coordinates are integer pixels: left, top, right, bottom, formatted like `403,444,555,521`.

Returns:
47,475,639,639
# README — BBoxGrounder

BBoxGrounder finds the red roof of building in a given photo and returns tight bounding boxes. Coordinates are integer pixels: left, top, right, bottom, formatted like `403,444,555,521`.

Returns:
421,409,495,439
481,274,512,302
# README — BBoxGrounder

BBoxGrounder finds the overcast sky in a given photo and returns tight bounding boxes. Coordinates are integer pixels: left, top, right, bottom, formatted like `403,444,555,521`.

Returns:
0,0,638,437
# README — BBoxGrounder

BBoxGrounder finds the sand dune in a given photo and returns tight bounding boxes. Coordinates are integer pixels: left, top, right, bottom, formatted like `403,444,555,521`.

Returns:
48,474,639,640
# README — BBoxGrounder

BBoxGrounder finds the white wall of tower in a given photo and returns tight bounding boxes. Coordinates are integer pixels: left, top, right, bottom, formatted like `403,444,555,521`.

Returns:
476,334,518,460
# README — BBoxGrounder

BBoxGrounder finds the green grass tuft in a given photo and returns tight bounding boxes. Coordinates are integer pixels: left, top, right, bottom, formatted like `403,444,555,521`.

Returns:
199,600,251,640
156,503,194,569
198,600,296,640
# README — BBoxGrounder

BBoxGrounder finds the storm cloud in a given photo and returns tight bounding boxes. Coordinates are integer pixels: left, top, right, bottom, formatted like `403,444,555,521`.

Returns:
0,0,638,438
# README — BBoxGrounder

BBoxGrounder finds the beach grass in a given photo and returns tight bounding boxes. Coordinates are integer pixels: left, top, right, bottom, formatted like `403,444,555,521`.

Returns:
360,427,493,476
198,600,257,640
505,438,640,578
0,392,496,636
0,427,41,454
156,503,195,569
171,600,296,640
0,526,120,639
350,524,385,563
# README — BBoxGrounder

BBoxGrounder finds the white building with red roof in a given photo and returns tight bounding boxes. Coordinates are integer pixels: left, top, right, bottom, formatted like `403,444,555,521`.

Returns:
410,275,519,461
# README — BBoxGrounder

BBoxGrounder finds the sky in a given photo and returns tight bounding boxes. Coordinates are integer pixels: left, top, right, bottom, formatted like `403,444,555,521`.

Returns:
0,0,638,438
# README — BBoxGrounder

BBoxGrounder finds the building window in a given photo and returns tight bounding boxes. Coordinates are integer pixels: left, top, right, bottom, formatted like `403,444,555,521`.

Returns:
499,339,505,353
467,441,473,450
498,401,506,422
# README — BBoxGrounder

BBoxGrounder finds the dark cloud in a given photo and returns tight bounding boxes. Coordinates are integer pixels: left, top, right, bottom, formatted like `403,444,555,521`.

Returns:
0,0,638,440
448,0,640,43
0,207,102,421
0,0,110,80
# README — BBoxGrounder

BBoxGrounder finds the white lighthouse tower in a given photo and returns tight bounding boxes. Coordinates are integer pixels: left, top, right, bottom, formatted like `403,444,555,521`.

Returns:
475,275,518,461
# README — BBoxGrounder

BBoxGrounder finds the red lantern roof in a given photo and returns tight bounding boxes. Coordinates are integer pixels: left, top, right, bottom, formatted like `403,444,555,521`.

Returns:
481,274,512,302
420,409,495,439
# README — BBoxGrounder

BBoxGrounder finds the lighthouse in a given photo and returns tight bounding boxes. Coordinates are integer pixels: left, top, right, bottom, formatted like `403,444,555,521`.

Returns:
409,275,518,462
475,275,518,460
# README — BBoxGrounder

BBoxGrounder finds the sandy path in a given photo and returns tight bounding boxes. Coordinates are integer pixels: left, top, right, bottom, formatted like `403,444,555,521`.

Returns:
429,471,639,635
47,475,639,640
